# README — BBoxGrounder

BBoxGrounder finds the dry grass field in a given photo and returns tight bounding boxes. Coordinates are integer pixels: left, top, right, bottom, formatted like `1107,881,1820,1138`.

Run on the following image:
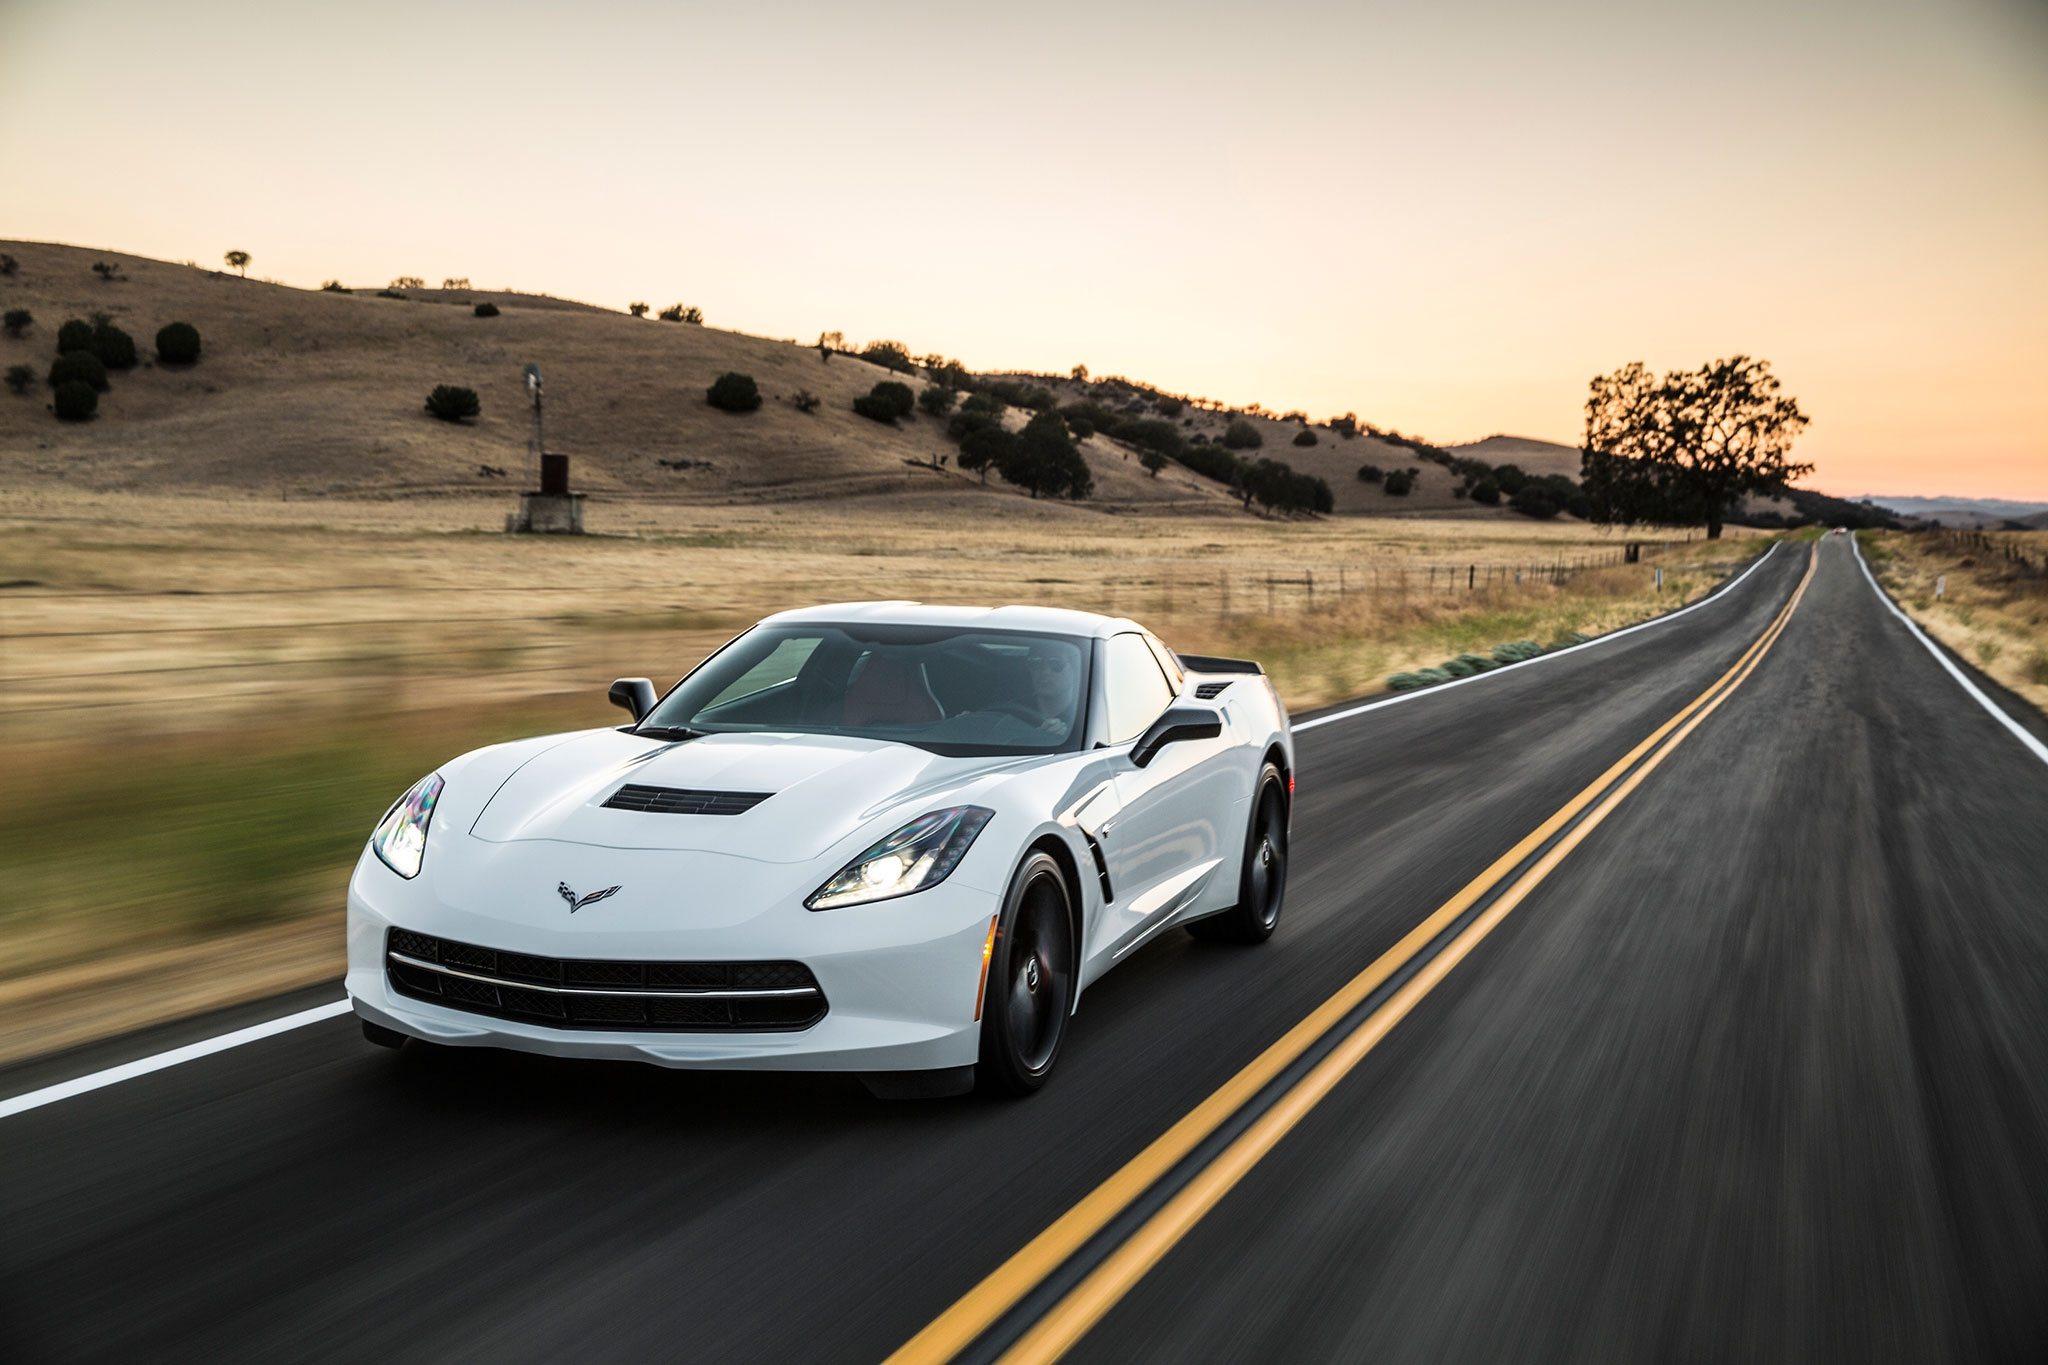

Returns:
1862,529,2048,711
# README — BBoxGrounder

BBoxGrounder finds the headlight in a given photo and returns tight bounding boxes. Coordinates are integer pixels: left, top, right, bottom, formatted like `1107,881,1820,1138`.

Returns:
806,806,994,910
371,773,443,879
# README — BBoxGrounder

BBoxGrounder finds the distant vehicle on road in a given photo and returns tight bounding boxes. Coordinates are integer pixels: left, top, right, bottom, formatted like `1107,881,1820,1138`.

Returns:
347,603,1294,1096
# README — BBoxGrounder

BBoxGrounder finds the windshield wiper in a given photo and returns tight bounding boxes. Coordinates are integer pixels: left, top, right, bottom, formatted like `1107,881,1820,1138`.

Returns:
633,724,708,741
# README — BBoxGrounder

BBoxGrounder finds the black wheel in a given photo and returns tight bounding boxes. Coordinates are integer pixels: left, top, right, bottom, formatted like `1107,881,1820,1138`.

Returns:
361,1018,408,1050
1187,762,1288,944
976,851,1078,1096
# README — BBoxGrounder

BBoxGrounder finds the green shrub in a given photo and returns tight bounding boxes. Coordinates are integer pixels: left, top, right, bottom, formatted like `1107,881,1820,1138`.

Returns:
918,385,956,417
1440,656,1479,678
49,350,109,392
1383,468,1415,496
1491,640,1543,664
1452,653,1497,674
853,380,915,423
53,379,97,420
1291,428,1317,447
1154,396,1184,418
6,363,36,394
424,384,481,422
57,318,94,354
1510,484,1561,519
706,371,762,412
2,308,30,336
1389,667,1453,690
791,388,821,414
377,289,408,300
155,321,202,365
473,302,500,318
91,320,138,370
1222,418,1263,450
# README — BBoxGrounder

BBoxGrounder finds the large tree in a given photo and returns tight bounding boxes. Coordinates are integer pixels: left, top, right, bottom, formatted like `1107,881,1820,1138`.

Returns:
1582,356,1810,539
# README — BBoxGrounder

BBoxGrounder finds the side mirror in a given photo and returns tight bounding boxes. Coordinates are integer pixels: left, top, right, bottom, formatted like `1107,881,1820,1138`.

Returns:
609,677,657,722
1130,703,1223,768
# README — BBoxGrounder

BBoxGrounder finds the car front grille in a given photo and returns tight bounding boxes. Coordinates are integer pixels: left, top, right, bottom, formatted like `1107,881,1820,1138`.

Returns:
385,928,825,1032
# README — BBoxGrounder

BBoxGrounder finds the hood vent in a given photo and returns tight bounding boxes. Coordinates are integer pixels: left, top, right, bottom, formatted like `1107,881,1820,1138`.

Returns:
603,784,772,815
1194,680,1232,699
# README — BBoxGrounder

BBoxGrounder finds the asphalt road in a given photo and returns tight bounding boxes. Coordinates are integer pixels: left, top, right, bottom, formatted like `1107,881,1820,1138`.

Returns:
4,535,2045,1364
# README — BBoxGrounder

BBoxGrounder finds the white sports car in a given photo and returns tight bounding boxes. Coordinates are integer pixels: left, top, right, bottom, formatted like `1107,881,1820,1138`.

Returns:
346,603,1294,1096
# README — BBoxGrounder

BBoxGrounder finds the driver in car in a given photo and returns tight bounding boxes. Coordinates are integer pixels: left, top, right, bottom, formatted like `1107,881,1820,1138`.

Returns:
1026,645,1080,737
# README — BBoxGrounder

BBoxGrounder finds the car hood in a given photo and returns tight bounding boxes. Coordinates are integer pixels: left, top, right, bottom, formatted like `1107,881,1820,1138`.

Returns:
467,728,1025,863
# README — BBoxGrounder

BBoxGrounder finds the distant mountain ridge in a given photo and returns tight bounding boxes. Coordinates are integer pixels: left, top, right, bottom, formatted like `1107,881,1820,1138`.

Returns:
1855,495,2048,520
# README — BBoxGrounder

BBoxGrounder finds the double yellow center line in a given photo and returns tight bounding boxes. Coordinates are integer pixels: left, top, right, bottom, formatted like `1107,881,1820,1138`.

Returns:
889,543,1817,1365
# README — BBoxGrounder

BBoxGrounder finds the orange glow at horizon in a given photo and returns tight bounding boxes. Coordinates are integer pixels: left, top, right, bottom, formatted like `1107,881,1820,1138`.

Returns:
4,0,2044,501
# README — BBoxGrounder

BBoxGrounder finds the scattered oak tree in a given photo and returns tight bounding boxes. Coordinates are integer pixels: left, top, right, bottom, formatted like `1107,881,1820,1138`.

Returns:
628,302,649,318
224,250,251,277
1581,356,1810,540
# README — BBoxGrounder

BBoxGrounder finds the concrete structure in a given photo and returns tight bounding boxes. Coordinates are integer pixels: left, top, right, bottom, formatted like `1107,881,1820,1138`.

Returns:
507,453,586,534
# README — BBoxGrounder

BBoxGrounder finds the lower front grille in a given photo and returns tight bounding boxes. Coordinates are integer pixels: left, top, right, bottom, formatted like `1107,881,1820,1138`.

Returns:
385,928,826,1032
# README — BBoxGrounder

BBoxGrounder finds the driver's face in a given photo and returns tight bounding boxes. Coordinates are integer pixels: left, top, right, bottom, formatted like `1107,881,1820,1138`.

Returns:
1028,651,1077,711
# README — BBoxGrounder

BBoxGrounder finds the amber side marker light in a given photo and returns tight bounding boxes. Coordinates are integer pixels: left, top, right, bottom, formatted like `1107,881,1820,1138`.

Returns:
972,914,1000,1021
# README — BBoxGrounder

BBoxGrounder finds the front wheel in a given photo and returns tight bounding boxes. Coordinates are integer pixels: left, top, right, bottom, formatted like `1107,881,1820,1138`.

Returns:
1187,761,1288,944
976,851,1077,1096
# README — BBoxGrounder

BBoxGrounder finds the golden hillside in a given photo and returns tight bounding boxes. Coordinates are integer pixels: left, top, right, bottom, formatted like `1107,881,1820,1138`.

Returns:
0,242,1243,510
1,241,1570,520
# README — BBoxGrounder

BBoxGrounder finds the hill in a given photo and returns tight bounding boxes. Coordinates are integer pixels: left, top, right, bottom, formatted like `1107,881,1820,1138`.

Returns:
0,241,1239,512
1447,435,1583,481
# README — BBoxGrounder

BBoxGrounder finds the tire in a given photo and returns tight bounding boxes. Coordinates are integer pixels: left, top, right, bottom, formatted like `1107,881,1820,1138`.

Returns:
1187,761,1288,944
361,1018,408,1050
976,851,1078,1096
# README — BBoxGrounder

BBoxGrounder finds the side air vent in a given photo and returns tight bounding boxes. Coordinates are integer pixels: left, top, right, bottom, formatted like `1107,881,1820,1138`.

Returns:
602,785,771,815
1194,680,1232,700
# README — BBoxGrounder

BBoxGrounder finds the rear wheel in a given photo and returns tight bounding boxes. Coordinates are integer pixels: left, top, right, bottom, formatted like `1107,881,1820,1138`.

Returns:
1187,762,1288,944
976,851,1077,1096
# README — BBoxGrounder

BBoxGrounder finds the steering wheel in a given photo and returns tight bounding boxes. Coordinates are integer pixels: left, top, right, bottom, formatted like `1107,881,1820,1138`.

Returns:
980,700,1049,724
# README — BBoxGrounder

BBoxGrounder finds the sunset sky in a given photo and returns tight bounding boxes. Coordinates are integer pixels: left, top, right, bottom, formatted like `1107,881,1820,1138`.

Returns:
7,0,2045,499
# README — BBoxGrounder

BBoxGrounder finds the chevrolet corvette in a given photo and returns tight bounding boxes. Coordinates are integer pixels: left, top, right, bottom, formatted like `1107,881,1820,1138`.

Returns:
346,602,1293,1096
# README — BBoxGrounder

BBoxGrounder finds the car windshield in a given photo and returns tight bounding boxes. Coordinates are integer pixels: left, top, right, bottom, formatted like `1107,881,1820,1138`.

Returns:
639,624,1091,756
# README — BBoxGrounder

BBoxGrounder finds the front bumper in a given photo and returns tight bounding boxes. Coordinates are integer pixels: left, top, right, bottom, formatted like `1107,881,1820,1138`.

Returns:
345,838,1000,1073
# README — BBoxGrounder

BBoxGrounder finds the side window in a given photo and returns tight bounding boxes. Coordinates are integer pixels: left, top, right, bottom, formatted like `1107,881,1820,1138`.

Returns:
1142,631,1186,695
1102,633,1173,744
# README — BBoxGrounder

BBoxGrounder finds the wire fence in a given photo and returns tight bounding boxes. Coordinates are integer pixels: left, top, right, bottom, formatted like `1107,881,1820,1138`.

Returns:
1933,529,2048,576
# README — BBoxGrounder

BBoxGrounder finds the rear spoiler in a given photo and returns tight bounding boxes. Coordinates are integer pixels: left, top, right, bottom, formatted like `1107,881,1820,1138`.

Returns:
1175,653,1264,675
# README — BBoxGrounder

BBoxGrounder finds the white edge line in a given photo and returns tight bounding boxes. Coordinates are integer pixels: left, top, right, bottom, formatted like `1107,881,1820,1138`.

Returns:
0,998,353,1120
1292,541,1783,732
2,539,1787,1120
1850,536,2048,768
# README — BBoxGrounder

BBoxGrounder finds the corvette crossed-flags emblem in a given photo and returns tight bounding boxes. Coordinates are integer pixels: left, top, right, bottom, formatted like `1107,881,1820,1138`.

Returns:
558,882,621,914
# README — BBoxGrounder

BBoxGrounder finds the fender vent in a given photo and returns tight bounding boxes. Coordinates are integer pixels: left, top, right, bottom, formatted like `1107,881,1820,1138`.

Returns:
1194,680,1232,699
603,785,771,815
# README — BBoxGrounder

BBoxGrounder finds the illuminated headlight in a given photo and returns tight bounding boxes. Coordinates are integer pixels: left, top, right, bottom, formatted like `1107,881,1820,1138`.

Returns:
371,773,443,879
806,806,994,910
